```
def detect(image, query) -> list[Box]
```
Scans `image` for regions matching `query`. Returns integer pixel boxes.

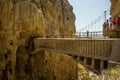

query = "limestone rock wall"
[16,49,78,80]
[110,0,120,17]
[0,0,76,80]
[40,0,76,37]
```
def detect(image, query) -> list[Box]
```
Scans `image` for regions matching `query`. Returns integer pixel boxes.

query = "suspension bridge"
[75,9,110,38]
[23,9,120,76]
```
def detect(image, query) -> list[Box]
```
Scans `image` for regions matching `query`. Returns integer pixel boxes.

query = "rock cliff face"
[40,0,76,37]
[16,50,78,80]
[109,1,120,79]
[0,0,77,80]
[110,0,120,17]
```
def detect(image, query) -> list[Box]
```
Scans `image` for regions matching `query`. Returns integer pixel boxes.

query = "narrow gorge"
[0,0,120,80]
[0,0,79,80]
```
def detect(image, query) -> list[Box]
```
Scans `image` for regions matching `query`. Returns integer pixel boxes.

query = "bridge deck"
[34,38,120,62]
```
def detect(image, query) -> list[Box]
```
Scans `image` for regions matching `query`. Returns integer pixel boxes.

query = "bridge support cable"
[76,9,110,38]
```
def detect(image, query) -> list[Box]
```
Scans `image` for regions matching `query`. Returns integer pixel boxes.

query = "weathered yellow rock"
[110,0,120,17]
[16,49,78,80]
[0,0,77,80]
[40,0,76,37]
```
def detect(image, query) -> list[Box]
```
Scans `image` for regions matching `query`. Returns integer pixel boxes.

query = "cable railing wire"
[77,9,110,33]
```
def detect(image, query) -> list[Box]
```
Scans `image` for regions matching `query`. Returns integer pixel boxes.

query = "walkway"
[33,38,120,74]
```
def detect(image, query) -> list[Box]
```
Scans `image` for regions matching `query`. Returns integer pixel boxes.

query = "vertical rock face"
[0,0,76,80]
[109,1,120,79]
[40,0,76,37]
[110,0,120,17]
[16,50,78,80]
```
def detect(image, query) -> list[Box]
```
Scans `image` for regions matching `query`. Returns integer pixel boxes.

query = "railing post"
[104,11,107,23]
[79,32,81,38]
[91,32,92,38]
[87,31,89,38]
[91,58,95,69]
[100,60,104,70]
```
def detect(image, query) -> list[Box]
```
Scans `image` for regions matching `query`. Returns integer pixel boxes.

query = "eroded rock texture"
[0,0,77,80]
[16,49,78,80]
[40,0,76,37]
[110,0,120,17]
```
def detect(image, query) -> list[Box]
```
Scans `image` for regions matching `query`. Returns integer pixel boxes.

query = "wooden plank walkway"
[34,38,120,61]
[33,38,120,74]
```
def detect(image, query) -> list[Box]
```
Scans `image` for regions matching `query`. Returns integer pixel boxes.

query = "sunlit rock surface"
[40,0,76,37]
[110,0,120,17]
[0,0,79,80]
[16,49,78,80]
[109,0,120,80]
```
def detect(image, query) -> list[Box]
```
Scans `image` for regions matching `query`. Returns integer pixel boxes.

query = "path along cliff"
[0,0,82,80]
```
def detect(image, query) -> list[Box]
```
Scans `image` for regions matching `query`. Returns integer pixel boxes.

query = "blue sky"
[68,0,111,32]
